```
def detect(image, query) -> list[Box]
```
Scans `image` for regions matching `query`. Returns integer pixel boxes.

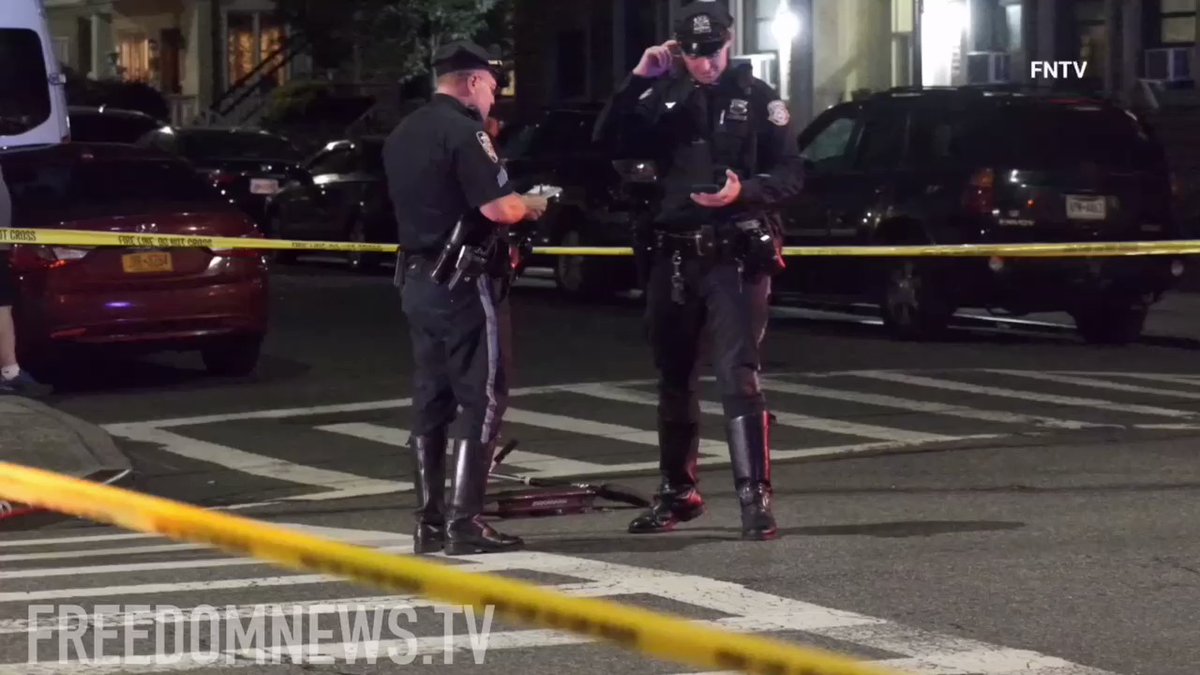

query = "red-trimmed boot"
[727,411,778,541]
[628,420,705,533]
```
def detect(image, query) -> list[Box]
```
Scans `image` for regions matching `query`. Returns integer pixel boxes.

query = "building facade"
[41,0,313,125]
[513,0,1199,126]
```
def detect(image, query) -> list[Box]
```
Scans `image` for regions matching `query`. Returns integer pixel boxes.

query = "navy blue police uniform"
[382,41,523,556]
[593,1,805,540]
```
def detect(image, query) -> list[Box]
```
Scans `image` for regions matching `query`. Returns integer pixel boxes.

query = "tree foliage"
[274,0,512,84]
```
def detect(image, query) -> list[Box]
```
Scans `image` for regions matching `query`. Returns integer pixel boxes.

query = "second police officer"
[593,0,806,541]
[383,41,549,556]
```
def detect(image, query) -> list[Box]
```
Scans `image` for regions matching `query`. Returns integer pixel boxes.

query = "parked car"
[136,125,306,228]
[776,86,1185,344]
[261,137,396,272]
[66,105,164,144]
[0,142,269,376]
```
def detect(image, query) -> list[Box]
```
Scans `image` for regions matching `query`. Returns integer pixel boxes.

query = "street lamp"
[771,1,799,101]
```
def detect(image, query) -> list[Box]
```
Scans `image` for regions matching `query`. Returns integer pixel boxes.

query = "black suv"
[499,104,643,298]
[777,86,1184,344]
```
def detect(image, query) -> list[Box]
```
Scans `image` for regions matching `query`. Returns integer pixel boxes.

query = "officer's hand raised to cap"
[633,40,679,78]
[691,169,741,208]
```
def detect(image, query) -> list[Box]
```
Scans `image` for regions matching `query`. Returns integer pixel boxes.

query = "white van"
[0,0,69,149]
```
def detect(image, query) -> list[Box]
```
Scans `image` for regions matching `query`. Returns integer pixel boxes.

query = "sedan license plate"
[249,178,280,195]
[1065,195,1107,220]
[122,251,173,274]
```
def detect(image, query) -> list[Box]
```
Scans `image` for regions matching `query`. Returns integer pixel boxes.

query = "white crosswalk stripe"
[0,524,1120,674]
[100,368,1200,503]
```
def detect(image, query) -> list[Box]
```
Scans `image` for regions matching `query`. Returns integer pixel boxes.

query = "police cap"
[432,40,509,88]
[673,0,734,57]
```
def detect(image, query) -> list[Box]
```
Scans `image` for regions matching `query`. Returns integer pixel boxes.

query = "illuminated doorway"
[919,0,969,85]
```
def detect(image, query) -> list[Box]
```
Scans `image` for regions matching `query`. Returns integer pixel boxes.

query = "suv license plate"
[250,178,279,195]
[1065,195,1107,220]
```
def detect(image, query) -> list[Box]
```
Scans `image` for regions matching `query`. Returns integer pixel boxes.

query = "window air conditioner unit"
[1143,47,1192,82]
[966,51,1011,83]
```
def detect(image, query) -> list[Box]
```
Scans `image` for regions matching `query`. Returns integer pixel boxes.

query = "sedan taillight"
[9,246,89,272]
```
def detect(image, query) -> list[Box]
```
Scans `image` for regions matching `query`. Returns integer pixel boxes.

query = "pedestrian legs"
[442,274,522,555]
[703,264,777,540]
[400,268,457,554]
[629,256,708,533]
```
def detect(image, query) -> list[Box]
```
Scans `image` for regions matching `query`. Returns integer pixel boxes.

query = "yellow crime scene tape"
[3,227,1200,258]
[0,461,903,675]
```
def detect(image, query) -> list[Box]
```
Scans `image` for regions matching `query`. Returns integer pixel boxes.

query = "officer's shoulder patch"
[475,130,499,163]
[767,100,790,127]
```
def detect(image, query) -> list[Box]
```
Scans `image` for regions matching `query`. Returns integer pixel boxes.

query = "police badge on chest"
[726,98,750,123]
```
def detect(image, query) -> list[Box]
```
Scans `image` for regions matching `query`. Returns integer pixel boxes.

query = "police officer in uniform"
[383,41,549,555]
[593,1,805,540]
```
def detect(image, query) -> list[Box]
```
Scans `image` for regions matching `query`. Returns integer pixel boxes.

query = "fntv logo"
[1030,61,1088,79]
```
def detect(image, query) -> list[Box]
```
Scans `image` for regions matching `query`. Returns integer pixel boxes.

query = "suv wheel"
[201,336,263,377]
[1071,294,1148,345]
[880,260,955,340]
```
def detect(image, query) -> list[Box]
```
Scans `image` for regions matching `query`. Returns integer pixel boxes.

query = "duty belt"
[653,230,714,258]
[649,226,734,304]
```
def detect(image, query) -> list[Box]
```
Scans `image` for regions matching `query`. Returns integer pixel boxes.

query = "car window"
[0,29,51,136]
[907,106,973,168]
[177,130,301,162]
[963,103,1163,169]
[4,156,222,218]
[798,112,860,172]
[307,149,354,175]
[855,107,909,170]
[68,114,162,143]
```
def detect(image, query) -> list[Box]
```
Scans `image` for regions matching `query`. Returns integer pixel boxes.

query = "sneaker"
[0,370,53,398]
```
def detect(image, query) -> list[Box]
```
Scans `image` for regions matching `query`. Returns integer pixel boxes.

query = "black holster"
[430,219,504,291]
[733,214,786,280]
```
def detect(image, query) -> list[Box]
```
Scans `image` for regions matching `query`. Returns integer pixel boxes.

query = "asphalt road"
[3,258,1200,675]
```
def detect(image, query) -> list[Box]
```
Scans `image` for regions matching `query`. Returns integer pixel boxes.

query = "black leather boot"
[409,432,447,554]
[727,412,778,541]
[445,438,524,555]
[628,420,706,533]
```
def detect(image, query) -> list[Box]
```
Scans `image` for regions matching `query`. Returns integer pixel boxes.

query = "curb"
[0,396,133,527]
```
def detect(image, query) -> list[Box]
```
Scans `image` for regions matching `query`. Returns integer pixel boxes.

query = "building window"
[227,13,255,85]
[258,14,288,86]
[227,11,289,90]
[742,0,780,53]
[1001,1,1023,53]
[1073,0,1108,83]
[738,0,781,87]
[117,34,151,83]
[1160,0,1197,44]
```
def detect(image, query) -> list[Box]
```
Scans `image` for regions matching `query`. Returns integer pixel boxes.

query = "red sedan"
[0,143,269,376]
